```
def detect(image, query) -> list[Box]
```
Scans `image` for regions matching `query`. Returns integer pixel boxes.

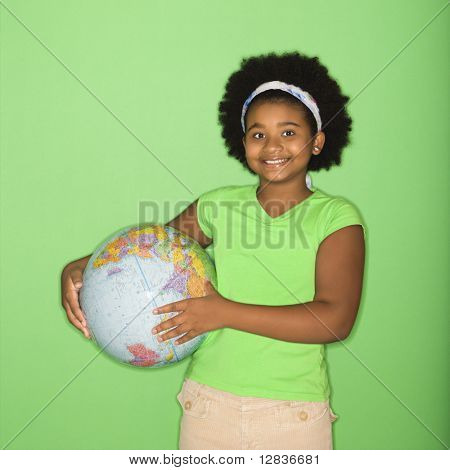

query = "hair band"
[241,80,322,133]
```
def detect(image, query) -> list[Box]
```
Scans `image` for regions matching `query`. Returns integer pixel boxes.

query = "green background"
[1,0,448,450]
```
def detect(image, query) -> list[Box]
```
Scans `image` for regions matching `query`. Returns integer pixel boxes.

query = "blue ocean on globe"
[79,223,216,368]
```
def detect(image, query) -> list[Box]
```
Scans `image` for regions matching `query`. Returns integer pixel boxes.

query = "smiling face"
[242,100,324,187]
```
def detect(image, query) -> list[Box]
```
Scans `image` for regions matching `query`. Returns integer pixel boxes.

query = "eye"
[252,130,295,139]
[252,132,264,139]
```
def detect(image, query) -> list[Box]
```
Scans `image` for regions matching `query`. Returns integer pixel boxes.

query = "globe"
[79,223,216,368]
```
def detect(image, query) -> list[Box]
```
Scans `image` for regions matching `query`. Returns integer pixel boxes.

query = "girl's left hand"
[152,280,230,345]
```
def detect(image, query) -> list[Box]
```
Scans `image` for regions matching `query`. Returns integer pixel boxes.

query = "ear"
[313,131,326,154]
[242,135,246,150]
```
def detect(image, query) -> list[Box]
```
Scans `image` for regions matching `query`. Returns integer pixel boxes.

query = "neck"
[256,176,313,217]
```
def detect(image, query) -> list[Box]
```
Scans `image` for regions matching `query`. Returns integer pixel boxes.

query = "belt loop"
[186,378,202,397]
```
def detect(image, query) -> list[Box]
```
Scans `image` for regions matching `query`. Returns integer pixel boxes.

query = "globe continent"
[79,224,216,368]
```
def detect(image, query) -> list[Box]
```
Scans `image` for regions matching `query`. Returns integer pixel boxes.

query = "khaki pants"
[177,378,338,450]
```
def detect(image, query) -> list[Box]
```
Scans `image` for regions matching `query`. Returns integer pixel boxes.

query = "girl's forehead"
[247,100,307,122]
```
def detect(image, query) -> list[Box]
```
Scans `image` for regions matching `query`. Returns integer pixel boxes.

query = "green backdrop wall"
[1,0,448,450]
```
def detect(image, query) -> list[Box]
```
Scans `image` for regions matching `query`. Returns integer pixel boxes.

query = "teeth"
[264,158,289,165]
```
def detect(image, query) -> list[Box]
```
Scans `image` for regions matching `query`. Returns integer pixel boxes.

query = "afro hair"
[218,51,352,174]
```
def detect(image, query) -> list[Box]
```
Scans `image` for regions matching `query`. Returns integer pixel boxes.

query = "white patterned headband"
[240,80,322,133]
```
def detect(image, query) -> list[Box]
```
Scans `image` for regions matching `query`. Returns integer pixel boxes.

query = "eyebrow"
[246,121,302,132]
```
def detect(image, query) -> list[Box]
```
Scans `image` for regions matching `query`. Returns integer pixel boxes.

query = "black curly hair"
[218,51,352,174]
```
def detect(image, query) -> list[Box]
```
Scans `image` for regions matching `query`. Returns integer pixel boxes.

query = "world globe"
[79,223,216,368]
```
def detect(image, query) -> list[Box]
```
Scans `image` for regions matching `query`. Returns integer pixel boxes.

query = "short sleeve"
[196,187,221,239]
[321,198,366,242]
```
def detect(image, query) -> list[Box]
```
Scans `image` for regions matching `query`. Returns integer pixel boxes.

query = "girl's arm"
[221,224,365,343]
[166,200,212,248]
[154,224,365,345]
[62,201,211,339]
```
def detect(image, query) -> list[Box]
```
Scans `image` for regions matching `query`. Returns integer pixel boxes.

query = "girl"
[61,51,366,450]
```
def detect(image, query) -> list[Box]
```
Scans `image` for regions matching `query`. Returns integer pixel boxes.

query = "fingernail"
[75,282,82,288]
[157,336,163,342]
[152,328,157,334]
[153,308,158,313]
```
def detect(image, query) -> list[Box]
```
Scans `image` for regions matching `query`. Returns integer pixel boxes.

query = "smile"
[262,157,291,167]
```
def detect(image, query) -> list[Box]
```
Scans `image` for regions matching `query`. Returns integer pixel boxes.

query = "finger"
[66,267,86,325]
[66,287,87,327]
[152,312,184,335]
[67,311,90,339]
[70,267,84,289]
[153,300,187,314]
[174,331,197,345]
[63,301,91,339]
[157,324,188,343]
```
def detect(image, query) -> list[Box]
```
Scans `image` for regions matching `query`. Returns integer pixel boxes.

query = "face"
[242,101,324,187]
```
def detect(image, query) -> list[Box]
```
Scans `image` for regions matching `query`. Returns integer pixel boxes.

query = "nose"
[263,134,283,153]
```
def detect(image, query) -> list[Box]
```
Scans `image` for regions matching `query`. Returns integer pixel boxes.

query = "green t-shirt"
[184,183,366,401]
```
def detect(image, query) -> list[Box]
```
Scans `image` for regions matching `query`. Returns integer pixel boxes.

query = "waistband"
[183,378,329,411]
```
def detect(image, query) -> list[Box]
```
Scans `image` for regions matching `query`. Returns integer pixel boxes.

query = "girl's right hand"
[61,260,91,339]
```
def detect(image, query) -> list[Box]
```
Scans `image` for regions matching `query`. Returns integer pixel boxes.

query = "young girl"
[61,51,366,450]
